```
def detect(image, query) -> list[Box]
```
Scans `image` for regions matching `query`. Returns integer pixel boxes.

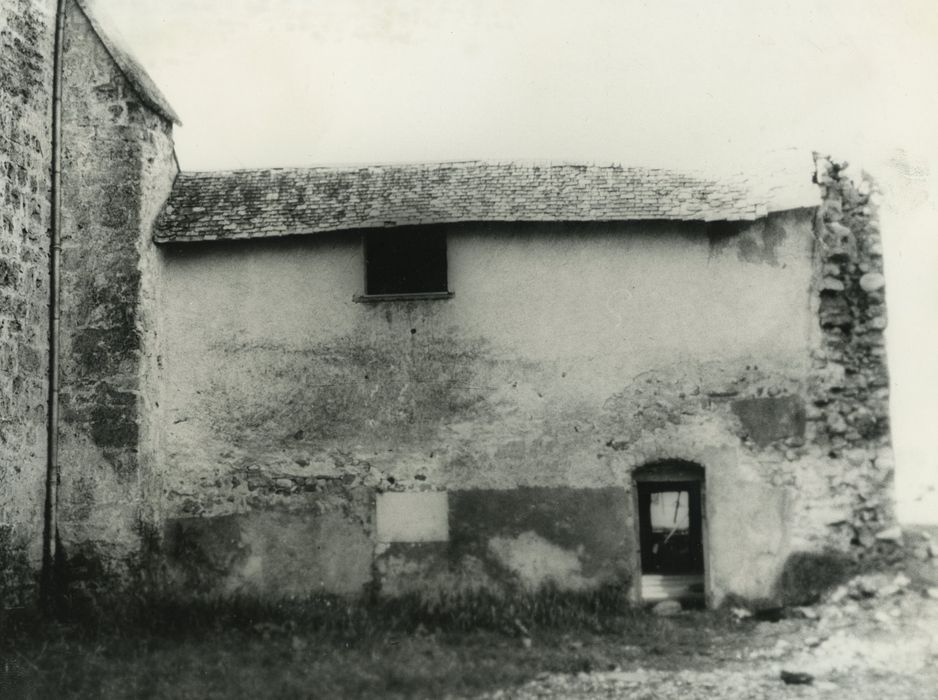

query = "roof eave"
[153,209,815,245]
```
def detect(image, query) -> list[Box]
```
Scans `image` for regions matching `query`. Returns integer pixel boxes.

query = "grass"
[1,588,743,699]
[7,532,936,698]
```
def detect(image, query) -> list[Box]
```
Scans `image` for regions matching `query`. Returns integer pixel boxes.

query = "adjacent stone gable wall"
[0,0,54,610]
[55,0,177,604]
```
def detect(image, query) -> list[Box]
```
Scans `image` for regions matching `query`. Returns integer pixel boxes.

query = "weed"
[777,549,856,606]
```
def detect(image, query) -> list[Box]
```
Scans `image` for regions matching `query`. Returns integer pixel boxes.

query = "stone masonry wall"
[0,4,893,613]
[807,156,894,553]
[152,158,896,606]
[55,0,177,604]
[0,0,53,611]
[156,209,823,605]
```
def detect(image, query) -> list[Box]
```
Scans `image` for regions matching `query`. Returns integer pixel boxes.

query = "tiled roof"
[153,159,818,243]
[77,0,182,125]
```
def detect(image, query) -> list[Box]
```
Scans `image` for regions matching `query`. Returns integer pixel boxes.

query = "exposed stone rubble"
[807,156,894,555]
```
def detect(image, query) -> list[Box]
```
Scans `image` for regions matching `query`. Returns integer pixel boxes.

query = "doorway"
[634,466,706,604]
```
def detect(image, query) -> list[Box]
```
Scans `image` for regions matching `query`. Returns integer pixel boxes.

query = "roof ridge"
[174,160,729,178]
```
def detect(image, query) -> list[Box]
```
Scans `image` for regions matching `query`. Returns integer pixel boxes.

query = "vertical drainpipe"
[41,0,67,612]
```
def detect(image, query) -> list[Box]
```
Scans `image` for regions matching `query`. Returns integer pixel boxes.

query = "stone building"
[0,0,55,609]
[149,159,892,607]
[1,0,178,609]
[1,0,894,612]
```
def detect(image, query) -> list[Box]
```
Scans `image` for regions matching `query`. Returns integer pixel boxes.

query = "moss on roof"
[153,159,818,243]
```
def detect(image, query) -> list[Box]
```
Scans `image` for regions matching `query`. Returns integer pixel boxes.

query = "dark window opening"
[705,219,747,246]
[637,481,703,576]
[364,227,448,296]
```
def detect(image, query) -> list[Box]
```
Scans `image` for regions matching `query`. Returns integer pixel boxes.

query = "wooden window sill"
[353,291,454,303]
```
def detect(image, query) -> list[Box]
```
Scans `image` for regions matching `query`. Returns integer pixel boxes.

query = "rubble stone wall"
[54,0,177,603]
[0,0,54,610]
[801,157,894,553]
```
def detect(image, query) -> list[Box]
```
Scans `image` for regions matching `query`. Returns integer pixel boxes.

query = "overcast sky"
[90,0,938,522]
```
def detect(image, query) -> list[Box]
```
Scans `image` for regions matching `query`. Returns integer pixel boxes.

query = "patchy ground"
[3,530,937,699]
[481,577,938,699]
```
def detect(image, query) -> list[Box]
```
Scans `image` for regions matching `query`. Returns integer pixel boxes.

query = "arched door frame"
[631,460,709,606]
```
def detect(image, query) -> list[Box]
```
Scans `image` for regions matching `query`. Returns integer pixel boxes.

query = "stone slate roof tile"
[154,159,818,243]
